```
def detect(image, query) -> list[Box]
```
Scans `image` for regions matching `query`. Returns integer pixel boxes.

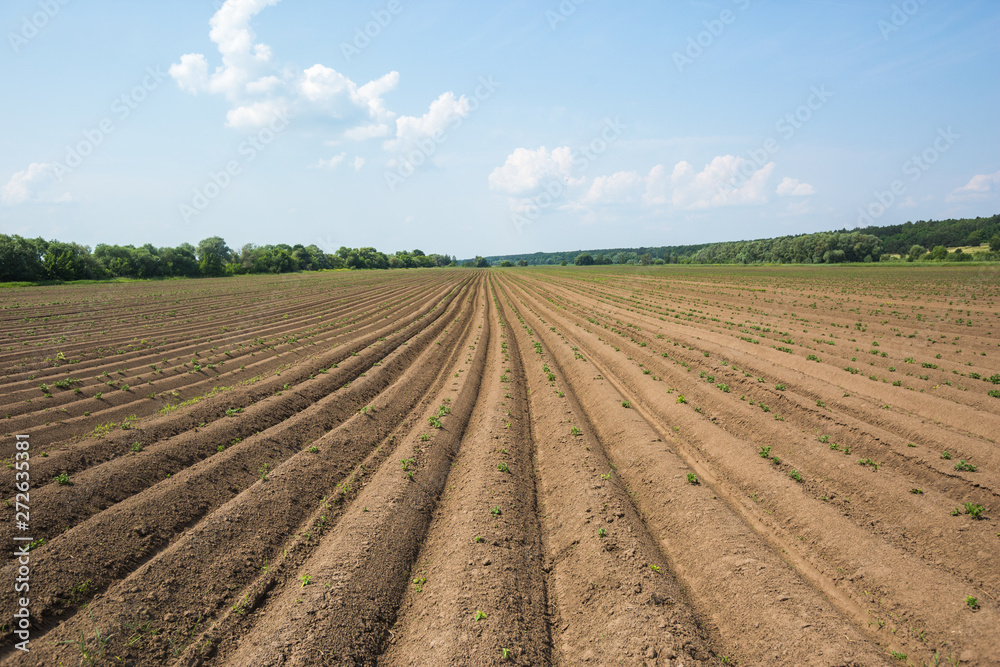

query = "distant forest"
[0,235,456,282]
[470,214,1000,266]
[3,213,999,282]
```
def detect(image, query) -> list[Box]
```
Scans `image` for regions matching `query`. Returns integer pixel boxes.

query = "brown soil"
[3,265,998,666]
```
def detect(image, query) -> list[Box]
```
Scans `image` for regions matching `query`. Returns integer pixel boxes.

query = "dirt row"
[3,265,997,666]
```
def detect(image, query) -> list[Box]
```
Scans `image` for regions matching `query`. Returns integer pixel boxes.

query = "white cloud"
[343,123,390,142]
[488,146,578,196]
[352,156,365,171]
[310,152,346,169]
[669,156,774,210]
[776,176,815,197]
[225,98,290,129]
[580,170,644,206]
[1,163,71,205]
[949,169,1000,200]
[488,148,789,223]
[383,92,471,154]
[170,0,400,133]
[643,164,670,207]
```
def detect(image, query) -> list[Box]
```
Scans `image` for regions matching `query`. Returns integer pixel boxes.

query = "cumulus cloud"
[352,156,365,171]
[1,163,71,205]
[949,169,1000,200]
[383,92,471,154]
[171,0,475,171]
[776,176,815,197]
[580,170,645,205]
[488,146,580,196]
[489,148,787,220]
[343,124,390,142]
[669,156,774,209]
[170,0,400,133]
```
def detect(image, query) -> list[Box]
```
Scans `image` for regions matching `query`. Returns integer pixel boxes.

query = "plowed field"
[2,265,998,666]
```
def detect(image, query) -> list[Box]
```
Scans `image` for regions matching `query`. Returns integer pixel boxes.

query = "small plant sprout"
[686,473,699,485]
[789,469,803,482]
[759,446,771,458]
[501,647,513,662]
[497,462,509,473]
[474,610,487,621]
[54,472,72,486]
[650,564,661,573]
[597,528,607,537]
[307,446,319,453]
[300,574,312,587]
[490,506,501,516]
[412,577,426,592]
[941,450,952,460]
[474,535,484,543]
[954,460,977,472]
[963,502,985,519]
[966,595,979,610]
[677,394,687,404]
[570,426,581,436]
[259,464,269,481]
[621,400,631,408]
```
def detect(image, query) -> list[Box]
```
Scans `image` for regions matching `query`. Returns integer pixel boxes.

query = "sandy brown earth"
[1,265,997,666]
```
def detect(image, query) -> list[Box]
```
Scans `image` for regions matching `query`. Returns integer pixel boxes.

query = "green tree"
[990,235,1000,252]
[908,245,926,260]
[197,237,232,277]
[929,245,948,260]
[574,253,594,266]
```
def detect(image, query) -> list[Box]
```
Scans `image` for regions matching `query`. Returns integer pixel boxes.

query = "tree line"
[474,213,1000,266]
[0,235,457,282]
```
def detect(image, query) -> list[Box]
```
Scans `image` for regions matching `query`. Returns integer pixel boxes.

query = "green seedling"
[963,502,985,519]
[686,473,698,484]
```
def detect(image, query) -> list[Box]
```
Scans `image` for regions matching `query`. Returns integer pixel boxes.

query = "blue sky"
[1,0,998,258]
